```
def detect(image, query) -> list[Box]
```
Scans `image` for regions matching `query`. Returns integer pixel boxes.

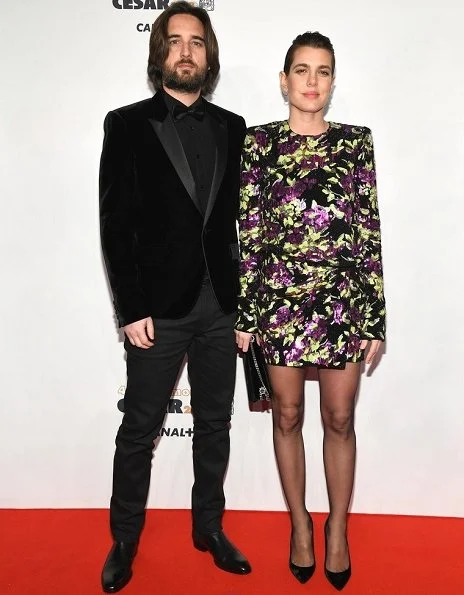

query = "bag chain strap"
[250,336,270,400]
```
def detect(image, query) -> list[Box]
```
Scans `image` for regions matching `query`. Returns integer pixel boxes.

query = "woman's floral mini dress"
[236,121,386,368]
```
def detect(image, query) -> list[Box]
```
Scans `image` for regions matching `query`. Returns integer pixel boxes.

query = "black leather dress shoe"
[193,530,251,575]
[101,541,137,593]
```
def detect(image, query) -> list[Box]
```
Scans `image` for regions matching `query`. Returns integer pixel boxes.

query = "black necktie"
[172,102,205,122]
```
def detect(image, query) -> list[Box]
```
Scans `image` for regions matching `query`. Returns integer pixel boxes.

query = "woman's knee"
[322,408,354,437]
[273,400,304,435]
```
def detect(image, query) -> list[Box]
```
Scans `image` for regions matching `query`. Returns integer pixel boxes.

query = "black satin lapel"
[204,116,228,224]
[148,116,201,213]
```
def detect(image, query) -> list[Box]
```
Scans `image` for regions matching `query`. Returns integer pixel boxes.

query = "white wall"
[1,0,463,516]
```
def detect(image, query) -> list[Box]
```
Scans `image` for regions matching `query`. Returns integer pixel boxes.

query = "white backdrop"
[1,0,463,516]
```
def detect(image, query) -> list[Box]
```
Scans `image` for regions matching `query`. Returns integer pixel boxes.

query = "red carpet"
[1,510,463,594]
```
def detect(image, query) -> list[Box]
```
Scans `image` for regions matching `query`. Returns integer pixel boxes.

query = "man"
[99,2,250,592]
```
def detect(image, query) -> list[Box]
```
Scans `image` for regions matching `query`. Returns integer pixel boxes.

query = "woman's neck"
[288,108,328,136]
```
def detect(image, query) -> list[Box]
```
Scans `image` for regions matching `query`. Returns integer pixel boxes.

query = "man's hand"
[124,317,155,349]
[235,330,256,353]
[360,339,382,364]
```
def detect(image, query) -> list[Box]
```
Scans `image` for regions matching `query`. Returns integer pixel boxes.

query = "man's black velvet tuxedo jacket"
[99,92,246,327]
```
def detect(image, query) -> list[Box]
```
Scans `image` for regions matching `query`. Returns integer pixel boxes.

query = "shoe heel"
[193,539,208,552]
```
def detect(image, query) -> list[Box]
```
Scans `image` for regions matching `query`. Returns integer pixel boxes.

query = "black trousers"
[110,283,237,542]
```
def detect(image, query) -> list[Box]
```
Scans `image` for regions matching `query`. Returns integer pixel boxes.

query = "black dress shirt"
[163,91,216,217]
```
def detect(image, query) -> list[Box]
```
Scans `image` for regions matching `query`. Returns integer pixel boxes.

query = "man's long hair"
[147,1,220,96]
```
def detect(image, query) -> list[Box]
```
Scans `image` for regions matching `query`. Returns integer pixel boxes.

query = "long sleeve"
[235,131,266,333]
[353,128,386,340]
[99,111,149,327]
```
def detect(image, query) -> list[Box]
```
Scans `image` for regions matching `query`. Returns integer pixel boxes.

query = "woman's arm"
[235,130,266,336]
[353,127,386,342]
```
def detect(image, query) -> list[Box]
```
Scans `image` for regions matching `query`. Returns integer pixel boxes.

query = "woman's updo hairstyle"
[283,31,335,75]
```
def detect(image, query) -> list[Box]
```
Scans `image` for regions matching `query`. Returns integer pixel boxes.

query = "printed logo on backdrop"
[110,0,215,33]
[112,0,214,8]
[117,385,193,437]
[117,383,233,437]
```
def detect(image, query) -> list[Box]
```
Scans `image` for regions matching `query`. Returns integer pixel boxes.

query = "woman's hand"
[235,330,256,352]
[361,339,382,364]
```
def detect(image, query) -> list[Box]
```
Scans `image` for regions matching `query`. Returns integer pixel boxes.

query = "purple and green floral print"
[235,120,386,369]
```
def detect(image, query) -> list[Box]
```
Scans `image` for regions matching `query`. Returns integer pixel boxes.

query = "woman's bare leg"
[318,362,361,571]
[268,366,314,566]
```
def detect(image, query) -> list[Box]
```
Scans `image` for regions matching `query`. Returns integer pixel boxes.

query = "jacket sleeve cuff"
[113,293,150,328]
[235,307,258,334]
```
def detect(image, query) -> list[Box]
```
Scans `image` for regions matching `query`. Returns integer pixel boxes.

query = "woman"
[235,32,385,589]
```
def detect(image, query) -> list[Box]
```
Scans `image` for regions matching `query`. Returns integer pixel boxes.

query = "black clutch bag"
[243,336,272,403]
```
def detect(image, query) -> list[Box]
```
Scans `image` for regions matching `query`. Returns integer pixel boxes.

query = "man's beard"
[162,60,208,93]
